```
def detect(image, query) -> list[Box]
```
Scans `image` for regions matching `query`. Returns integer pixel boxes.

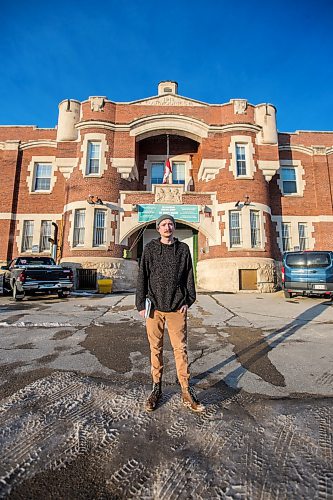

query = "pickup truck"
[1,256,73,301]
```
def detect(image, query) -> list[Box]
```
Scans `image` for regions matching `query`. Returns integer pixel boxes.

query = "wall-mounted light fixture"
[234,196,251,208]
[87,194,104,205]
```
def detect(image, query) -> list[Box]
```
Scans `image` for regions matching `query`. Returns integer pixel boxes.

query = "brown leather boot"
[182,387,205,412]
[145,382,162,412]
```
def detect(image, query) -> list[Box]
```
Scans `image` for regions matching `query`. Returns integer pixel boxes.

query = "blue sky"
[1,0,333,132]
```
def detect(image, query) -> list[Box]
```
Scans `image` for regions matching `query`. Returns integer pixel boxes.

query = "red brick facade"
[0,82,332,291]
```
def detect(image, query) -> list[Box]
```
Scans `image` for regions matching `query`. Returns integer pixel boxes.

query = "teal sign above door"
[138,204,199,223]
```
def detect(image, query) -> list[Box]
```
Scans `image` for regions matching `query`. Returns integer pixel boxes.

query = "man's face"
[157,219,175,237]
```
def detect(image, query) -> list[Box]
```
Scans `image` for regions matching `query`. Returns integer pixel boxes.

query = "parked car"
[282,251,333,299]
[1,256,73,301]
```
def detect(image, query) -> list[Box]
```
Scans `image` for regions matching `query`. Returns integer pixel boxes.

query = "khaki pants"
[146,309,190,389]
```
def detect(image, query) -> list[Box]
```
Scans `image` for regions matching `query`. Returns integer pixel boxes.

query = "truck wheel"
[284,291,292,299]
[57,290,69,298]
[13,283,25,301]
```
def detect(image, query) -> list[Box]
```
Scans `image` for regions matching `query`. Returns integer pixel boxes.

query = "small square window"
[34,163,52,191]
[281,167,297,194]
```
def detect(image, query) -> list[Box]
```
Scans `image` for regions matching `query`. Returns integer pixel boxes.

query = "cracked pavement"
[0,291,332,499]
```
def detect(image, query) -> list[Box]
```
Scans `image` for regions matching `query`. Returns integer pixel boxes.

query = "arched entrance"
[127,222,199,279]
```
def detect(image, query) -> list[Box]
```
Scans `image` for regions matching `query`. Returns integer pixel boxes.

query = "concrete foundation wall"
[197,257,277,293]
[60,257,138,292]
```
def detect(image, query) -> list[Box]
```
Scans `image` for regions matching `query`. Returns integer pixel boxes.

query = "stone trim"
[278,144,313,156]
[66,201,115,250]
[111,158,138,180]
[79,133,109,178]
[221,202,268,251]
[26,156,57,194]
[15,213,61,254]
[76,119,261,138]
[277,160,306,197]
[272,215,316,252]
[20,140,57,150]
[129,114,209,142]
[198,159,226,182]
[257,160,280,181]
[228,136,256,179]
[56,157,79,180]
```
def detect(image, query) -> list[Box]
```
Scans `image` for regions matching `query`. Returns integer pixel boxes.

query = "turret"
[255,104,278,144]
[56,99,81,141]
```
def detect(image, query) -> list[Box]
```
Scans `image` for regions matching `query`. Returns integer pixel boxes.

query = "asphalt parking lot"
[0,291,332,499]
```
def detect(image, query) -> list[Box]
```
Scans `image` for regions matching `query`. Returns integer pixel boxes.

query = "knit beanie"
[156,214,176,229]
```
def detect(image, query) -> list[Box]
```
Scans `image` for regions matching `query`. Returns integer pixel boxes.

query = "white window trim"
[16,214,61,254]
[274,217,315,253]
[68,202,111,250]
[229,211,242,247]
[143,154,192,191]
[222,202,267,251]
[277,160,306,197]
[26,156,57,194]
[79,133,109,178]
[86,141,102,175]
[228,136,256,179]
[93,209,107,247]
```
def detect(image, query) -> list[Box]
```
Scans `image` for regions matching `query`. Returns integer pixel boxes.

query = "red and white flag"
[162,159,172,184]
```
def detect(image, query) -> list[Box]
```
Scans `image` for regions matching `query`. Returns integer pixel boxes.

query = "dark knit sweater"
[135,238,196,312]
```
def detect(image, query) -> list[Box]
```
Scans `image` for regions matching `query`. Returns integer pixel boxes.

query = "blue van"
[282,251,333,299]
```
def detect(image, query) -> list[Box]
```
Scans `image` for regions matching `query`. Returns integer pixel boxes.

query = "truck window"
[307,253,330,268]
[285,254,307,268]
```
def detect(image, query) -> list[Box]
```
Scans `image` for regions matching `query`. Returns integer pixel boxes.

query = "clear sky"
[1,0,332,133]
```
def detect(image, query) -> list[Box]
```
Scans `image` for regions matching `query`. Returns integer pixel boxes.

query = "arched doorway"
[129,222,198,279]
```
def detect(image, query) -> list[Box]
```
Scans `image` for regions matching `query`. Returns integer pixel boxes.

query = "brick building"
[1,81,332,292]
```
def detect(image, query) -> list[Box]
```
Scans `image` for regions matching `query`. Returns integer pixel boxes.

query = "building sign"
[138,204,199,223]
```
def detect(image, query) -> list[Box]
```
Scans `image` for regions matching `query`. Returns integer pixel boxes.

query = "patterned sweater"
[135,238,196,313]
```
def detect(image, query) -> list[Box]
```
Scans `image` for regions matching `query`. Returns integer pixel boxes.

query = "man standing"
[136,214,204,413]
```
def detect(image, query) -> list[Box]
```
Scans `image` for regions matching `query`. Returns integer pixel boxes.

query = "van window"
[285,254,307,268]
[307,253,330,268]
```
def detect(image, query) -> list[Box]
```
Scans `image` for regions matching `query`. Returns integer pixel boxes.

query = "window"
[22,221,34,252]
[172,162,185,185]
[229,211,242,246]
[307,252,330,268]
[250,211,261,248]
[34,163,52,191]
[281,167,297,194]
[298,223,308,250]
[40,220,52,252]
[151,163,164,184]
[87,142,101,174]
[282,223,292,251]
[93,210,106,246]
[73,209,85,247]
[236,144,247,176]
